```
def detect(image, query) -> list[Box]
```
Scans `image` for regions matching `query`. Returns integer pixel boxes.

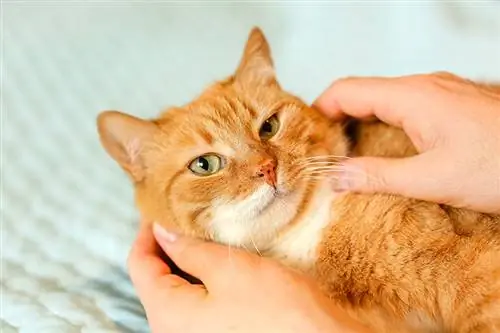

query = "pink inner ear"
[125,138,142,164]
[97,110,160,182]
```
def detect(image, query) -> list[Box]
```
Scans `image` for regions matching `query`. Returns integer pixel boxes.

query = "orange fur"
[97,28,500,332]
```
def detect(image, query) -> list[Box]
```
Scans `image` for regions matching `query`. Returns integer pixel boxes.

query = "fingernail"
[153,223,178,243]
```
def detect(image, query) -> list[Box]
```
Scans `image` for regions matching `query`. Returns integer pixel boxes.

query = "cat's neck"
[265,183,338,271]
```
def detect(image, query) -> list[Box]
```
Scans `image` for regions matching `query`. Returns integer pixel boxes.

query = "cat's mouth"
[254,197,275,215]
[245,184,288,218]
[254,186,280,214]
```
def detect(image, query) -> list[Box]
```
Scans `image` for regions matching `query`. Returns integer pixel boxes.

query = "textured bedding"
[2,1,500,332]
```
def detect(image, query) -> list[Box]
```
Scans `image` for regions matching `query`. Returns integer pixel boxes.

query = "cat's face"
[98,28,347,250]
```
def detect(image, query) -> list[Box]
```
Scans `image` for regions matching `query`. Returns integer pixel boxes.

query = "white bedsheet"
[2,1,500,331]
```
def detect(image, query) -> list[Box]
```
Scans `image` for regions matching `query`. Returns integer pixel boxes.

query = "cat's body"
[260,120,500,332]
[97,28,500,332]
[317,122,500,332]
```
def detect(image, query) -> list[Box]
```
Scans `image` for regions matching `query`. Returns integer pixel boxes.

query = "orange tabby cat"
[97,28,500,332]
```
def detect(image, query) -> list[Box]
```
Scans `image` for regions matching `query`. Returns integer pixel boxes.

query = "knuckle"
[362,161,389,193]
[403,73,440,88]
[426,72,467,89]
[331,76,360,91]
[401,74,453,99]
[431,71,458,80]
[368,171,389,193]
[395,72,468,94]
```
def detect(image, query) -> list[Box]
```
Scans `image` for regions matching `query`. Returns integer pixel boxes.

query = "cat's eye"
[188,154,223,176]
[259,114,280,140]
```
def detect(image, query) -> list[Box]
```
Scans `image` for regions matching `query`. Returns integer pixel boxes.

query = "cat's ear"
[235,27,278,86]
[97,111,159,182]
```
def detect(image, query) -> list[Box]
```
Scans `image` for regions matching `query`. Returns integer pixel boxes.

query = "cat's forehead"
[151,108,241,162]
[153,83,304,158]
[159,91,277,141]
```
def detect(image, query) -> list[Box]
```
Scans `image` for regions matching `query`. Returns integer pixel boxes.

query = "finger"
[153,223,259,291]
[335,153,453,203]
[128,223,190,301]
[311,93,346,121]
[314,77,412,127]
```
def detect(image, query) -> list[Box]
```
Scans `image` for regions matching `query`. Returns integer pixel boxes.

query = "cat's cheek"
[276,171,300,194]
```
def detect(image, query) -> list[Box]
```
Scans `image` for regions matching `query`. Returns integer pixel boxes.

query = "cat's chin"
[209,183,302,248]
[248,184,289,216]
[254,184,294,214]
[254,188,278,214]
[273,184,291,198]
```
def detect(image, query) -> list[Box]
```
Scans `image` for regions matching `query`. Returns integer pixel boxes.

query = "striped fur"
[98,28,500,333]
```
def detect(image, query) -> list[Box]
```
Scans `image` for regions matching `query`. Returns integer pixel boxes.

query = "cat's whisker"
[300,175,340,180]
[292,159,342,167]
[295,173,338,182]
[298,164,388,187]
[241,244,253,255]
[250,236,263,257]
[321,166,386,187]
[297,173,339,180]
[296,161,344,166]
[301,154,350,159]
[297,163,345,170]
[299,166,345,172]
[297,173,340,180]
[297,159,386,187]
[297,169,345,179]
[296,168,344,178]
[294,161,342,168]
[300,176,339,181]
[294,164,343,172]
[301,169,388,188]
[298,155,351,162]
[294,157,348,169]
[297,158,344,164]
[301,178,336,184]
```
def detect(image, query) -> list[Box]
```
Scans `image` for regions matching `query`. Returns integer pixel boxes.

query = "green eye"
[188,154,223,176]
[259,114,280,140]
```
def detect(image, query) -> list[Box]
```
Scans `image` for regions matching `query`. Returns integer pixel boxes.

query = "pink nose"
[257,159,277,187]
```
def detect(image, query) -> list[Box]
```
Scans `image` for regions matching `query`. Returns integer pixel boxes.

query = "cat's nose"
[256,159,277,187]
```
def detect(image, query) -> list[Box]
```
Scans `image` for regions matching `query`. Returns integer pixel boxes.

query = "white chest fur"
[267,185,336,271]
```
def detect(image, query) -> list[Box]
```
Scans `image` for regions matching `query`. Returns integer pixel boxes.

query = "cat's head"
[97,28,348,250]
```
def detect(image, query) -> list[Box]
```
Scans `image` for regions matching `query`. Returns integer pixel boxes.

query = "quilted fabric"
[2,1,499,332]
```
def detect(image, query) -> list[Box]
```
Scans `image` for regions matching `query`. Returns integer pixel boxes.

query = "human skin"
[128,72,500,333]
[314,72,500,214]
[127,222,372,333]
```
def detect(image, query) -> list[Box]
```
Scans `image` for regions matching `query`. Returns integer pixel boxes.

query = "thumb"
[337,154,445,202]
[152,224,256,291]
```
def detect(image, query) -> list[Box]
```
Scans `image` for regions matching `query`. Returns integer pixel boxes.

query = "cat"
[97,28,500,332]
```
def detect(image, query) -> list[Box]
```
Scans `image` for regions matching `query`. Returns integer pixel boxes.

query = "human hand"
[127,223,371,333]
[314,72,500,214]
